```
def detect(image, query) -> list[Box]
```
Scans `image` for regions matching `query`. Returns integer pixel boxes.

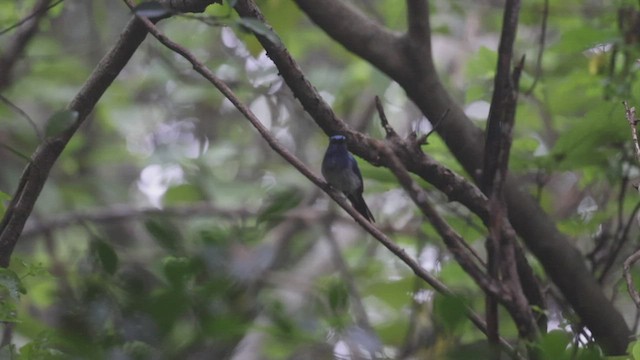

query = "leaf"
[145,218,182,252]
[433,293,467,334]
[257,188,303,223]
[549,104,627,169]
[44,110,78,138]
[267,301,294,335]
[633,341,640,360]
[132,1,173,19]
[327,279,349,314]
[237,17,282,47]
[92,239,119,275]
[0,191,10,219]
[0,268,26,301]
[537,330,572,360]
[163,184,204,205]
[162,256,196,288]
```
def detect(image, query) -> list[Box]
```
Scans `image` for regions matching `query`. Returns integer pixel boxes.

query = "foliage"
[1,0,640,359]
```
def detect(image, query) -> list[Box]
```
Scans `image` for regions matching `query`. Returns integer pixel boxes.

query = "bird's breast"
[322,159,362,194]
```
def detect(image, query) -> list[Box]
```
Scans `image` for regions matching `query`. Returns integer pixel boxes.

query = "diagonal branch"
[0,16,152,268]
[292,0,630,354]
[0,0,60,89]
[127,6,521,356]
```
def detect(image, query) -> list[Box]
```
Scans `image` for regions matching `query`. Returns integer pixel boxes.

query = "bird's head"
[329,135,347,144]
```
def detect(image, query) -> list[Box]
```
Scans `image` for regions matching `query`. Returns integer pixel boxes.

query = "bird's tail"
[347,193,375,223]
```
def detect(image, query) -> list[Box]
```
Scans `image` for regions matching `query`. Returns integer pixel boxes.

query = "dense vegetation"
[1,0,640,359]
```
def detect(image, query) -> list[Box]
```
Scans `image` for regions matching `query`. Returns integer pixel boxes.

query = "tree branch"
[21,203,253,239]
[480,0,537,346]
[0,16,153,268]
[406,0,430,42]
[293,0,630,353]
[0,0,60,89]
[129,5,520,355]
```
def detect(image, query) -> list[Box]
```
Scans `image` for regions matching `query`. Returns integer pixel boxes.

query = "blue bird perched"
[322,135,375,222]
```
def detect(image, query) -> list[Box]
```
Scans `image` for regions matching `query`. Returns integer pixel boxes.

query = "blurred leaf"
[548,105,626,169]
[465,46,498,80]
[92,239,118,276]
[445,340,497,360]
[132,1,172,19]
[257,188,303,223]
[18,332,66,359]
[364,277,413,309]
[375,319,407,345]
[237,17,282,48]
[203,312,249,339]
[44,110,78,138]
[199,226,230,246]
[0,190,10,218]
[633,341,640,360]
[433,293,467,334]
[17,258,49,278]
[162,256,198,288]
[554,27,617,53]
[572,345,603,360]
[0,268,26,300]
[163,183,204,205]
[537,330,572,360]
[327,279,349,314]
[145,218,182,252]
[121,341,154,359]
[268,301,294,335]
[147,289,189,331]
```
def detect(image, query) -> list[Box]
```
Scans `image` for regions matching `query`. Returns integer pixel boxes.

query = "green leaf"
[327,279,349,314]
[554,27,617,54]
[92,239,118,275]
[267,301,294,335]
[257,188,303,223]
[44,110,78,138]
[237,17,282,48]
[162,256,197,287]
[465,46,498,80]
[632,340,640,360]
[433,293,467,334]
[538,330,572,360]
[132,1,173,19]
[145,218,182,252]
[163,183,204,205]
[549,104,627,169]
[0,191,10,219]
[0,268,26,300]
[363,277,413,309]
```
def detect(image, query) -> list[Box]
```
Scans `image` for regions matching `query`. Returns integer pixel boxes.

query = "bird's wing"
[348,153,364,193]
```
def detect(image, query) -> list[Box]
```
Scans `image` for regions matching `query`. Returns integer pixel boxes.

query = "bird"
[322,134,375,222]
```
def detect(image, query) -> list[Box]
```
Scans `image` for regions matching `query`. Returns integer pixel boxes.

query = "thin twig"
[0,0,64,36]
[622,100,640,310]
[0,94,43,141]
[324,223,372,331]
[375,96,396,137]
[417,108,449,145]
[624,251,640,308]
[128,4,521,356]
[623,101,640,163]
[525,0,549,95]
[21,202,253,238]
[0,0,59,89]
